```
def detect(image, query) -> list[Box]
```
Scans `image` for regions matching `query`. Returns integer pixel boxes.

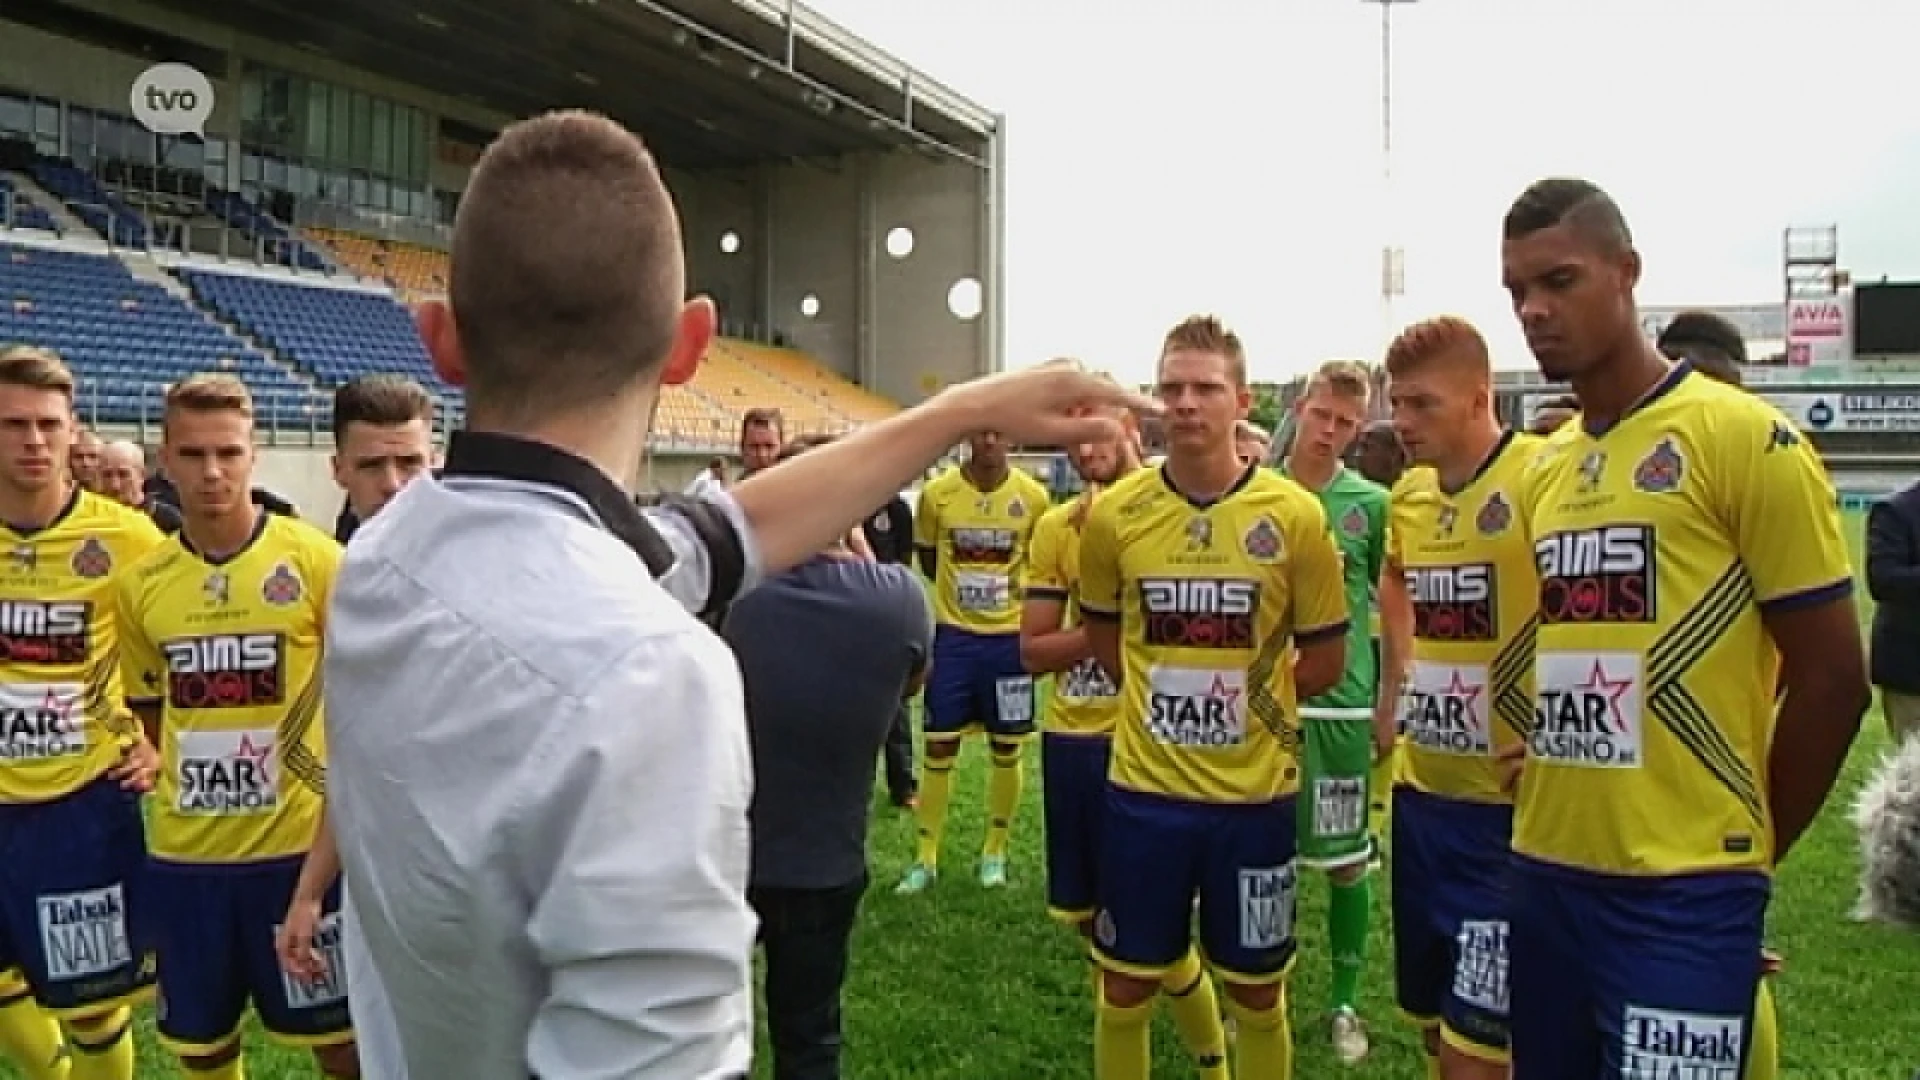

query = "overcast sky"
[805,0,1920,384]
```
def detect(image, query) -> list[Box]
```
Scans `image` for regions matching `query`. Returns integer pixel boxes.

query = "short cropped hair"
[1657,311,1747,386]
[166,372,253,419]
[1306,359,1373,405]
[332,374,434,443]
[1503,177,1633,254]
[450,110,686,418]
[1162,315,1247,387]
[1385,316,1491,379]
[741,407,784,441]
[0,345,76,397]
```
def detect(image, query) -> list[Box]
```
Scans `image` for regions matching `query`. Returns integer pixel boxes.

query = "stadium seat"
[174,268,459,427]
[0,242,326,427]
[0,179,59,235]
[29,160,150,249]
[305,228,447,300]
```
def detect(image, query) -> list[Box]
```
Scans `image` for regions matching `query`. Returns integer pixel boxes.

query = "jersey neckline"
[1580,360,1691,439]
[1157,460,1257,510]
[1439,428,1520,498]
[178,507,270,568]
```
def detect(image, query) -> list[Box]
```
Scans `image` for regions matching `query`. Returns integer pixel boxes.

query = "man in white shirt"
[684,456,729,500]
[323,109,1151,1080]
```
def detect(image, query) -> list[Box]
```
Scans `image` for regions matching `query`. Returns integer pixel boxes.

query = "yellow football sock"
[1160,949,1228,1080]
[913,754,956,868]
[1227,988,1293,1080]
[981,740,1024,860]
[65,1009,132,1080]
[1094,993,1152,1080]
[182,1055,246,1080]
[0,991,69,1080]
[1426,1049,1444,1080]
[1747,977,1778,1080]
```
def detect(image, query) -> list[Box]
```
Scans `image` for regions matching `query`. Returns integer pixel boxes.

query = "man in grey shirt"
[724,434,933,1080]
[323,109,1152,1080]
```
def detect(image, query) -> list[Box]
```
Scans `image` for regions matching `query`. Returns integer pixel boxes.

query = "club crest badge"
[1476,492,1512,536]
[70,536,112,579]
[262,563,302,606]
[1633,437,1685,494]
[1243,516,1283,562]
[1339,505,1368,539]
[1007,498,1026,519]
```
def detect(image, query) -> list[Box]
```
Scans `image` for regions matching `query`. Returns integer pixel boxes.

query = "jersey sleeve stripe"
[1080,605,1120,622]
[1756,577,1852,615]
[1294,620,1349,646]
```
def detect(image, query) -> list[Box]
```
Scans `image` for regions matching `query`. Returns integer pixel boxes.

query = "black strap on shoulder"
[635,493,747,626]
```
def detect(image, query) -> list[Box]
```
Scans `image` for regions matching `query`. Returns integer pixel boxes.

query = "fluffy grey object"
[1853,734,1920,930]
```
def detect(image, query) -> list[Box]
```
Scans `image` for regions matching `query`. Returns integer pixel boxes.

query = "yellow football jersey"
[1078,464,1349,804]
[1026,496,1121,737]
[1389,431,1543,805]
[1515,369,1852,877]
[914,465,1050,634]
[117,513,341,866]
[0,491,166,804]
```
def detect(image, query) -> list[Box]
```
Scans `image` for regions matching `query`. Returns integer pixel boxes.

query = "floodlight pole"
[1362,0,1416,358]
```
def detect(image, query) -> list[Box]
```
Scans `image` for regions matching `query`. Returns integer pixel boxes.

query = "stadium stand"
[306,227,446,299]
[208,188,328,271]
[726,338,901,424]
[176,267,447,393]
[0,176,58,234]
[30,159,148,248]
[0,241,322,425]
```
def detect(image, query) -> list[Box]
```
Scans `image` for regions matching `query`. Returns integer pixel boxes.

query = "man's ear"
[661,297,717,388]
[417,301,467,388]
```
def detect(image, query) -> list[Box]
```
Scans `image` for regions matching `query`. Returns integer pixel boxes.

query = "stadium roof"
[135,0,999,170]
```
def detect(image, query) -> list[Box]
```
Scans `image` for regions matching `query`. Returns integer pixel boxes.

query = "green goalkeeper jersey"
[1281,463,1388,712]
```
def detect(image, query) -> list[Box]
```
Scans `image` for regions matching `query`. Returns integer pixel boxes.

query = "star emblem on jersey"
[1633,437,1685,493]
[1206,673,1242,709]
[69,536,112,579]
[1575,660,1636,734]
[1339,505,1368,539]
[202,572,230,608]
[1442,669,1484,714]
[1475,492,1512,536]
[1577,450,1607,493]
[1186,516,1213,551]
[1242,516,1282,562]
[262,563,303,606]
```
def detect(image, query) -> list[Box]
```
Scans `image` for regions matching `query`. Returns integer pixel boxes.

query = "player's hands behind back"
[109,737,159,794]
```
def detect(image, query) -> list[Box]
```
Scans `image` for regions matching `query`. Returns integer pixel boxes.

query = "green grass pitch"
[7,509,1917,1078]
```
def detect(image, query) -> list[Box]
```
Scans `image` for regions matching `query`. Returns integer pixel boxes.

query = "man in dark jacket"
[1868,479,1920,744]
[862,491,919,807]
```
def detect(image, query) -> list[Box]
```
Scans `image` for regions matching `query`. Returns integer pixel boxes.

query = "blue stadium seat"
[0,181,59,235]
[176,269,455,408]
[29,162,149,248]
[0,242,324,427]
